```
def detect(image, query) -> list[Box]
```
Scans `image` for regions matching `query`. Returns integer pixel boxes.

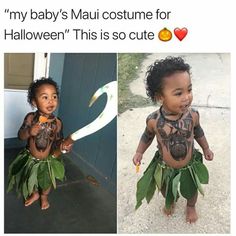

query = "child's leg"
[161,185,175,216]
[25,191,40,206]
[186,192,198,223]
[40,187,51,210]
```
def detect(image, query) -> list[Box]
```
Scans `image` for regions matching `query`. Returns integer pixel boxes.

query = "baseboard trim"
[4,138,26,149]
[64,150,116,196]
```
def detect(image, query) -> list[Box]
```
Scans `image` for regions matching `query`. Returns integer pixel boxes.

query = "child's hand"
[133,152,143,166]
[203,147,214,161]
[60,141,73,153]
[29,123,41,136]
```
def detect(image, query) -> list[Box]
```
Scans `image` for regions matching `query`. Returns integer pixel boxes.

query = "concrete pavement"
[117,53,230,233]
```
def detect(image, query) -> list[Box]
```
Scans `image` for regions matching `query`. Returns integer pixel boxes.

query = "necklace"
[160,106,183,122]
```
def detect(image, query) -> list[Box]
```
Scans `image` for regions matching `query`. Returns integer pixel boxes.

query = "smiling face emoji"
[158,28,172,42]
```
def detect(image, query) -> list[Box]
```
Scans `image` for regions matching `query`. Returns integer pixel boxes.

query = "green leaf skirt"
[7,148,65,200]
[136,149,209,210]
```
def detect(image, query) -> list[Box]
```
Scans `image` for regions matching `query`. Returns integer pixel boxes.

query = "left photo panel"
[4,53,117,233]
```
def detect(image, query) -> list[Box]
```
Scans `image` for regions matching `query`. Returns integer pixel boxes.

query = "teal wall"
[58,53,117,194]
[49,53,65,116]
[49,53,65,88]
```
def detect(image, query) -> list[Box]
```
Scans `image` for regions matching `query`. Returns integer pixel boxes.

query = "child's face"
[32,84,58,116]
[158,71,193,114]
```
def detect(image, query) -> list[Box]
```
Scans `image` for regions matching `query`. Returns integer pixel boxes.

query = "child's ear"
[156,94,164,104]
[31,99,37,108]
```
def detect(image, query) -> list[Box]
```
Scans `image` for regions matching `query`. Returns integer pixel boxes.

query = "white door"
[4,53,50,138]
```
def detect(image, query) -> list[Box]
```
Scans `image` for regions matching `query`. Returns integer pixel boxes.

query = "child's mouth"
[181,104,189,110]
[47,106,54,112]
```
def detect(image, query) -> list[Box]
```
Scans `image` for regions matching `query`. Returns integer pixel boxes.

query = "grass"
[118,53,150,114]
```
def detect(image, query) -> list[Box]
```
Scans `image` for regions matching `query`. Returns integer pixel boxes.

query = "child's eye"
[174,92,182,96]
[188,88,192,92]
[53,95,58,99]
[42,96,48,100]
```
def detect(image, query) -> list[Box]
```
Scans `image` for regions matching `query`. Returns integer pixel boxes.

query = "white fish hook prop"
[54,81,117,156]
[71,80,117,140]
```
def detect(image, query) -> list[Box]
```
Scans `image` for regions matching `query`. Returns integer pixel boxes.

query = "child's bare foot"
[25,192,39,207]
[163,204,175,216]
[186,205,198,223]
[40,194,50,210]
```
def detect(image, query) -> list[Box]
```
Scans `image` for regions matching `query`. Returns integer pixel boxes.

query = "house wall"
[58,53,117,194]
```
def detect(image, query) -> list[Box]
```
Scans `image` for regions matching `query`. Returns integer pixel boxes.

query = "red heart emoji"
[174,28,188,41]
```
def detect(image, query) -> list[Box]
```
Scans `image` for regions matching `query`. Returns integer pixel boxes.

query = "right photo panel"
[117,53,230,234]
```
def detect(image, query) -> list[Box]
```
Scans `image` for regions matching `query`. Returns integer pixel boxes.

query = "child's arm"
[195,136,213,160]
[53,118,73,157]
[133,119,155,165]
[18,113,41,140]
[194,111,214,161]
[59,121,73,153]
[54,118,64,149]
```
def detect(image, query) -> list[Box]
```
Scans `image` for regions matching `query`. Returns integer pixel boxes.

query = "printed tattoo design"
[35,121,57,151]
[141,127,155,144]
[160,108,179,117]
[20,112,62,152]
[193,110,204,139]
[18,113,33,131]
[53,124,64,150]
[157,109,193,161]
[141,112,158,144]
[194,124,204,139]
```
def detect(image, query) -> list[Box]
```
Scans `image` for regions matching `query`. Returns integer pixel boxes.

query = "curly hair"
[145,56,191,103]
[27,77,59,105]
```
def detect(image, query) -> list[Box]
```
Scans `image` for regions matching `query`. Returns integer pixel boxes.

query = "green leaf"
[192,168,205,196]
[165,176,174,210]
[47,160,56,189]
[15,169,24,194]
[11,155,28,175]
[154,164,162,190]
[180,168,197,199]
[193,162,209,184]
[143,155,157,174]
[188,166,197,188]
[22,182,29,200]
[146,178,156,203]
[7,176,15,193]
[194,150,203,162]
[27,163,40,195]
[135,200,142,210]
[38,162,51,190]
[51,159,65,181]
[16,159,32,195]
[172,172,181,202]
[162,168,173,187]
[135,160,156,209]
[8,150,28,172]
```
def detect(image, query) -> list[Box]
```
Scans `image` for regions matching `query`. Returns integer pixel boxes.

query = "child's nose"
[183,94,191,102]
[48,98,54,103]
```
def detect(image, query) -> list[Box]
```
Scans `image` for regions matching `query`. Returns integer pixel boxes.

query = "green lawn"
[118,53,150,114]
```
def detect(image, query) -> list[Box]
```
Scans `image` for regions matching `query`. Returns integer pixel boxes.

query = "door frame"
[4,53,50,138]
